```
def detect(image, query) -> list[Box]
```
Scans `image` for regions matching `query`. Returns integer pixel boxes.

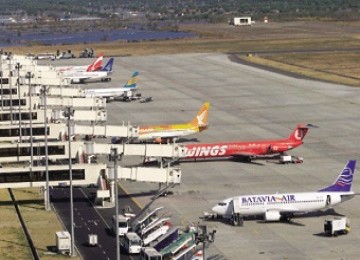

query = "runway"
[53,53,360,259]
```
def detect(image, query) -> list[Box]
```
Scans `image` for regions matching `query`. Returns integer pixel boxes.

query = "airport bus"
[0,163,107,188]
[124,232,142,254]
[140,247,162,260]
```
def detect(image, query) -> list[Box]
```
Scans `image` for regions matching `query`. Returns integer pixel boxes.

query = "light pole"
[63,107,75,257]
[40,85,51,211]
[26,72,34,167]
[0,71,3,111]
[110,148,122,260]
[15,62,22,142]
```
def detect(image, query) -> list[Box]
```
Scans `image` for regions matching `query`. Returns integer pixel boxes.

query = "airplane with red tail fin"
[183,124,315,162]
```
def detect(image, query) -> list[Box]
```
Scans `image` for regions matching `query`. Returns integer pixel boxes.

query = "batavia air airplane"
[210,160,357,225]
[137,102,210,143]
[183,124,312,162]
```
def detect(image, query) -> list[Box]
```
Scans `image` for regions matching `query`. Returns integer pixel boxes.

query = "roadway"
[52,53,360,260]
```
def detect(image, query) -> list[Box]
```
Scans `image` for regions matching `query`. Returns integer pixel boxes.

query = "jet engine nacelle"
[268,144,290,153]
[264,211,281,221]
[328,194,342,206]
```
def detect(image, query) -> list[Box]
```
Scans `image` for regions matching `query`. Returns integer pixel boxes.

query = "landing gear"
[232,213,244,226]
[280,215,292,222]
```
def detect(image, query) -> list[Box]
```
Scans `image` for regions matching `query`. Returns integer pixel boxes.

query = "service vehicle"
[124,232,142,254]
[324,217,350,236]
[112,214,129,236]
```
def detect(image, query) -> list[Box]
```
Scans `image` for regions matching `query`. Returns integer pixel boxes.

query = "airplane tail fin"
[124,71,139,89]
[319,160,356,192]
[287,124,311,142]
[190,102,210,130]
[101,58,114,72]
[86,53,103,72]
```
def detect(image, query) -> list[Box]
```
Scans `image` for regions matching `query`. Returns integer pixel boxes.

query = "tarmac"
[52,53,360,260]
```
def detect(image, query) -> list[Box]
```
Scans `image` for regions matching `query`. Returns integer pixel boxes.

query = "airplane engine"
[268,144,290,154]
[71,79,81,84]
[328,194,342,206]
[264,211,281,221]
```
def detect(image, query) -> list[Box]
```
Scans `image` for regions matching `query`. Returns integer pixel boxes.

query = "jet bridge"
[108,166,182,184]
[74,124,138,139]
[43,96,106,109]
[84,143,185,158]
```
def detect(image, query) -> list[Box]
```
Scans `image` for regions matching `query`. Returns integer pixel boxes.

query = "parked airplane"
[183,124,311,162]
[55,53,103,72]
[84,71,139,101]
[137,102,210,143]
[62,57,114,83]
[210,160,357,225]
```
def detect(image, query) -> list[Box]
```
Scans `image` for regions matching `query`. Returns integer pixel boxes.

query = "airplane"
[137,102,210,143]
[55,53,104,72]
[84,71,139,102]
[62,57,114,83]
[210,160,357,225]
[183,124,312,162]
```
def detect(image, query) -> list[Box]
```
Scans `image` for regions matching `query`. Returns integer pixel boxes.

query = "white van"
[112,214,129,236]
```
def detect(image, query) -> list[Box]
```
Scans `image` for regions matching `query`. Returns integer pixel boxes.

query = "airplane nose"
[212,205,222,215]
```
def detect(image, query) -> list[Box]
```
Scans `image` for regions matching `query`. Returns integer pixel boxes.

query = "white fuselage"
[212,191,354,219]
[84,87,132,98]
[138,127,198,141]
[55,65,88,73]
[62,71,110,81]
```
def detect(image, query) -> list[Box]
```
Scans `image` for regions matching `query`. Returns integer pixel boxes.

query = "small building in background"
[230,17,252,26]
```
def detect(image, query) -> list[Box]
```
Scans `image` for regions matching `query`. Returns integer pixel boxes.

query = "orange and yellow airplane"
[137,102,210,143]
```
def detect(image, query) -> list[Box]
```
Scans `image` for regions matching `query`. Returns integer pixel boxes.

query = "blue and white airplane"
[211,160,356,224]
[84,71,139,101]
[62,57,114,83]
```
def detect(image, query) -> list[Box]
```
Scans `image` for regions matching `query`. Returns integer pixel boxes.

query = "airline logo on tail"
[86,53,103,72]
[124,71,139,89]
[288,124,311,142]
[101,58,114,72]
[319,160,356,192]
[191,102,210,128]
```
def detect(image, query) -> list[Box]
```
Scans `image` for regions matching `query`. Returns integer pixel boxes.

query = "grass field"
[0,189,80,260]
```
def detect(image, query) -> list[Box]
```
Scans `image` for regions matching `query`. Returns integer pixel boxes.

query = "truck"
[55,231,71,255]
[324,217,350,236]
[279,155,303,164]
[123,91,142,102]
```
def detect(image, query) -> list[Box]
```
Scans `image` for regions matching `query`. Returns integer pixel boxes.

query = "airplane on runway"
[62,57,114,83]
[183,124,312,162]
[55,53,104,72]
[210,160,357,225]
[137,102,210,143]
[84,71,139,101]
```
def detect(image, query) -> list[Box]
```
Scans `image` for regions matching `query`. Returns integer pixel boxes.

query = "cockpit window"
[218,202,227,206]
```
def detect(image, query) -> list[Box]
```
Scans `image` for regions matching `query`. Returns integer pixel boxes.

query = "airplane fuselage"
[138,123,199,141]
[184,139,303,159]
